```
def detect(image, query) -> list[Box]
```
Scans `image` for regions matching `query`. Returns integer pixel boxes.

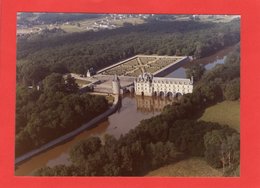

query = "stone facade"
[86,67,95,77]
[112,75,121,95]
[134,73,193,97]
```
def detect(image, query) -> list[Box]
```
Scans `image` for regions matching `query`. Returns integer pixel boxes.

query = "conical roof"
[113,74,120,81]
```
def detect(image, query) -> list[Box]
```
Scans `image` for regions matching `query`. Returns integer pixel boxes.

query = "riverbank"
[15,95,120,165]
[15,44,239,175]
[15,94,162,175]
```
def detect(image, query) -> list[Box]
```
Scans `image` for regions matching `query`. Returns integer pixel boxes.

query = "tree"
[204,130,224,168]
[17,19,240,78]
[186,63,205,82]
[50,63,68,74]
[224,78,240,100]
[16,86,109,157]
[199,81,223,102]
[146,141,178,169]
[65,74,79,93]
[34,165,77,176]
[21,63,50,85]
[43,73,66,94]
[69,137,102,166]
[103,163,121,176]
[204,129,240,173]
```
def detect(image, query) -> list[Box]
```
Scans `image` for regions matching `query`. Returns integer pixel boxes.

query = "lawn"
[59,24,85,33]
[199,100,240,132]
[146,157,222,177]
[75,79,91,87]
[110,17,145,26]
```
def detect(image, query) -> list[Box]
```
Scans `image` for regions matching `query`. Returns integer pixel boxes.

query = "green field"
[17,17,146,34]
[199,101,240,132]
[110,17,145,26]
[146,157,222,177]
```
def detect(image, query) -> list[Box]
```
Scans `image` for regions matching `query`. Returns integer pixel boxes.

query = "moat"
[15,45,236,176]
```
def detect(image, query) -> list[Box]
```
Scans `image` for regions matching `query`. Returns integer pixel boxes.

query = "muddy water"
[15,45,237,176]
[15,95,173,175]
[165,45,237,78]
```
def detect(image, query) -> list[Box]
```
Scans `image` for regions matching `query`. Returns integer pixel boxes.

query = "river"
[165,45,236,78]
[15,95,174,175]
[15,45,237,176]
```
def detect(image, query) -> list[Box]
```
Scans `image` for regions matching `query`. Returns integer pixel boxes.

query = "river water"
[15,45,236,176]
[15,95,174,175]
[165,45,235,78]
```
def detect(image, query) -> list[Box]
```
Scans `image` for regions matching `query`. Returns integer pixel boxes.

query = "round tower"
[190,76,194,84]
[112,75,120,95]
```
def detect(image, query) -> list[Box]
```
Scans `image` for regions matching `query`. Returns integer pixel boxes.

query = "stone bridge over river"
[134,72,193,97]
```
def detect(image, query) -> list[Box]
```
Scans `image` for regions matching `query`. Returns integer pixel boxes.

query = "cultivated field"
[17,17,145,34]
[146,157,222,177]
[101,55,185,77]
[199,101,240,132]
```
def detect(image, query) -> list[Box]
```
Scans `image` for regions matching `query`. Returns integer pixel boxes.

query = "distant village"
[16,14,153,36]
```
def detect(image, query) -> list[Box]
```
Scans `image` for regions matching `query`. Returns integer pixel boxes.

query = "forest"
[35,46,240,176]
[15,74,109,157]
[17,19,240,86]
[16,17,240,175]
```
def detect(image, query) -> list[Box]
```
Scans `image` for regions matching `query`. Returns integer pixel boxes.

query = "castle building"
[134,73,193,97]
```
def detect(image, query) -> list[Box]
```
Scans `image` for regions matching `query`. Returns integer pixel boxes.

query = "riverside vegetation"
[17,19,240,86]
[16,17,240,176]
[35,46,240,176]
[16,74,109,157]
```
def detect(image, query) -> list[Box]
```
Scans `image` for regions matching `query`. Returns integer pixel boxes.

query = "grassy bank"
[199,101,240,132]
[146,157,222,177]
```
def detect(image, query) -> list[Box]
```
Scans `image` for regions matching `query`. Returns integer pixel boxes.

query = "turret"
[112,75,120,95]
[86,70,91,77]
[190,76,194,84]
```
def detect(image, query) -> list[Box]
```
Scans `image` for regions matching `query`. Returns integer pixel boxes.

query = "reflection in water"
[165,45,236,78]
[204,57,226,70]
[15,94,165,176]
[104,95,162,139]
[15,45,237,176]
[136,96,174,113]
[15,121,109,175]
